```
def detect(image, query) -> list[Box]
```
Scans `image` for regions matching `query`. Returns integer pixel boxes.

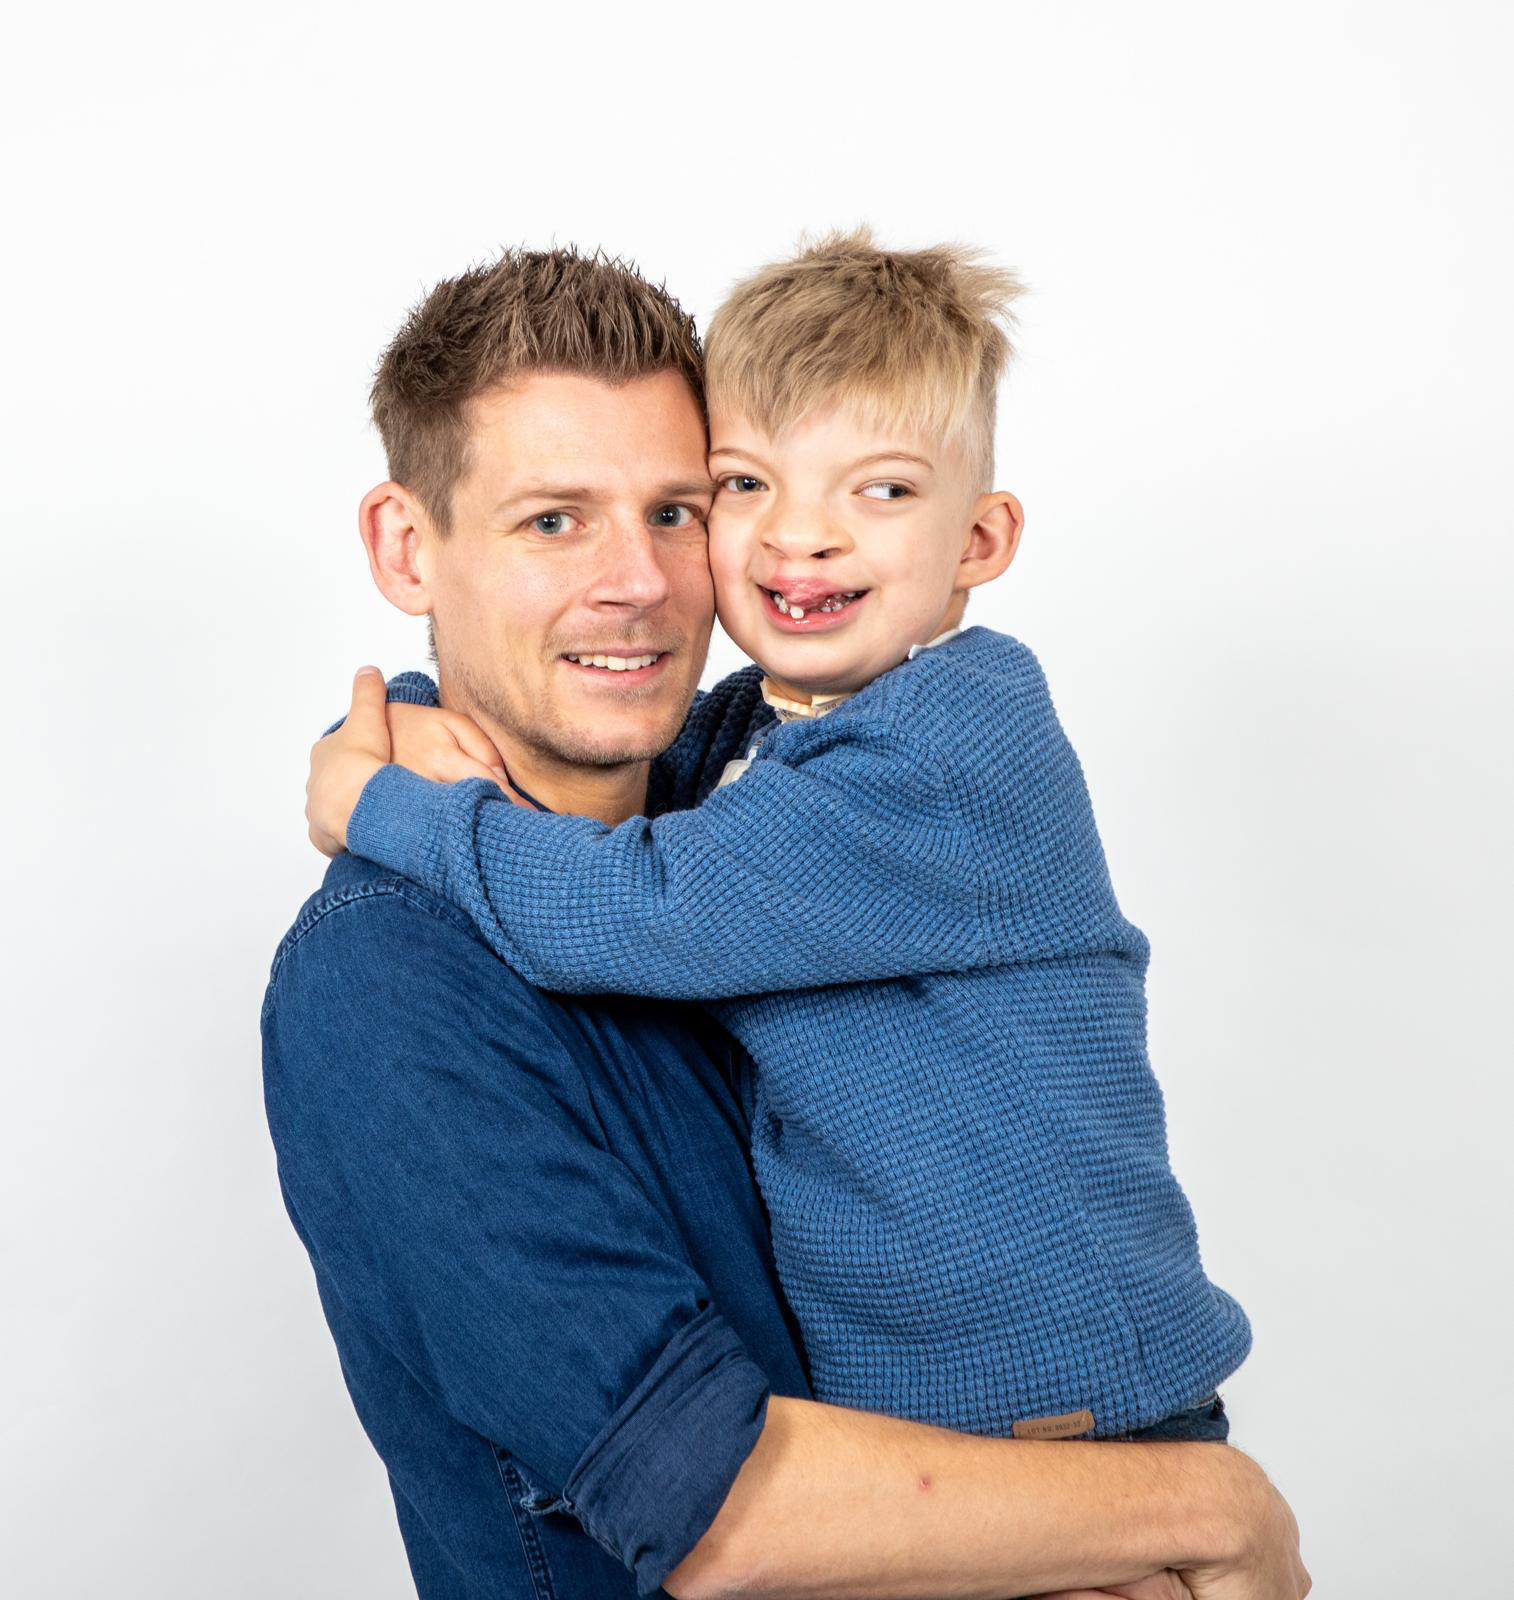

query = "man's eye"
[859,481,912,501]
[718,474,767,494]
[530,512,578,535]
[650,504,701,528]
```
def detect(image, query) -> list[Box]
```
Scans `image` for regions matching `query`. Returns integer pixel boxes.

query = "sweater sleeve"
[345,715,986,999]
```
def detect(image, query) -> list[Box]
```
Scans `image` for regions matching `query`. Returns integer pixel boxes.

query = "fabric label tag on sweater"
[1011,1409,1095,1440]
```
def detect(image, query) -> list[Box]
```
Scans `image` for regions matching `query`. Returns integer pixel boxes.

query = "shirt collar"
[759,627,963,722]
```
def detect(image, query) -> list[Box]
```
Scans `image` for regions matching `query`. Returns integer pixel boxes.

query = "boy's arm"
[333,702,984,1000]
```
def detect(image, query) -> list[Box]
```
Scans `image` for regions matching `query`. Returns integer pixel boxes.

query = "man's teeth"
[772,590,862,618]
[566,653,660,671]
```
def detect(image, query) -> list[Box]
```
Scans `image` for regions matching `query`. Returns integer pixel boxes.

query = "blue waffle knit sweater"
[348,627,1251,1437]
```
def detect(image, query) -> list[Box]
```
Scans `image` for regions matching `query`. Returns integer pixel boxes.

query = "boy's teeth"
[770,588,861,618]
[567,653,659,670]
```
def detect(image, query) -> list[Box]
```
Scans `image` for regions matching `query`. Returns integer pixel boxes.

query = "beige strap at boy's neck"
[758,628,962,723]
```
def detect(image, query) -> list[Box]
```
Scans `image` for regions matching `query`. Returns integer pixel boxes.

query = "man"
[264,247,1307,1598]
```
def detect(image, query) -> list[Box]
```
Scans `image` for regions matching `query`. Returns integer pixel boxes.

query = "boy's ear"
[359,482,435,618]
[953,491,1025,594]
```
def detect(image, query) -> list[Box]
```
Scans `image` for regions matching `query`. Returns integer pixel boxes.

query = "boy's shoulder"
[649,663,771,814]
[836,626,1057,751]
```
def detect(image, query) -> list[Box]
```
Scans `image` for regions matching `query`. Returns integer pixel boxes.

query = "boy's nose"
[762,513,852,561]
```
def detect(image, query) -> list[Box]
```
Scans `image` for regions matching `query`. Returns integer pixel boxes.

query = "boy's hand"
[387,700,508,788]
[307,669,531,860]
[307,667,391,858]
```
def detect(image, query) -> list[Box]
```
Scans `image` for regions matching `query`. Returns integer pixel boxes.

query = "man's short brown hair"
[371,247,705,531]
[705,227,1024,489]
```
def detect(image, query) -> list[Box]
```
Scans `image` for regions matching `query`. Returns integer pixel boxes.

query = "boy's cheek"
[705,511,749,588]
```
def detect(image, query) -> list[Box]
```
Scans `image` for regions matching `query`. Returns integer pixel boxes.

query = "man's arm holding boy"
[266,884,1307,1600]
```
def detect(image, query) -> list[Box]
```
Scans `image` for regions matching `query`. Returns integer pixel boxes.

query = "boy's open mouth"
[760,583,869,626]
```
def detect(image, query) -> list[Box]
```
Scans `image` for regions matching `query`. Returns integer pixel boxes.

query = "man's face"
[421,370,715,770]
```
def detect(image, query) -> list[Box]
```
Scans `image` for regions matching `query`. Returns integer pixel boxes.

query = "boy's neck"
[763,606,968,710]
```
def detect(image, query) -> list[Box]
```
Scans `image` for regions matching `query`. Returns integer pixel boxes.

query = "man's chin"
[521,704,688,771]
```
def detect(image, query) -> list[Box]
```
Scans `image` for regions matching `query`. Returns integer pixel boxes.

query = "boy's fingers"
[449,757,521,798]
[346,666,391,758]
[444,711,505,771]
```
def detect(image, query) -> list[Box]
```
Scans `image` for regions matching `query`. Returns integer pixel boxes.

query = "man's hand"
[1036,1576,1191,1600]
[306,667,393,858]
[1178,1467,1309,1600]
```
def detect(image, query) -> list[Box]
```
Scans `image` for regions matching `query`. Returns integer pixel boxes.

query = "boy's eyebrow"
[847,450,936,472]
[708,447,936,473]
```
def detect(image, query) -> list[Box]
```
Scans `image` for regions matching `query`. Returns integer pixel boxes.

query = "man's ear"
[953,491,1025,596]
[359,482,435,617]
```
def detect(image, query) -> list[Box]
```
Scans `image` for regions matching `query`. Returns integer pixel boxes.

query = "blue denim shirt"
[262,853,811,1596]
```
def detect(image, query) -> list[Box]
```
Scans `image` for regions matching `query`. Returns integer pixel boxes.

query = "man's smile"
[559,648,672,684]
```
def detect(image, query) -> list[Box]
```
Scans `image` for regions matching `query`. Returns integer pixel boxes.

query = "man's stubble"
[446,651,694,774]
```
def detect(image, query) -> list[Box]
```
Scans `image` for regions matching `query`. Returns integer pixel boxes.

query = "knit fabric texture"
[349,628,1252,1436]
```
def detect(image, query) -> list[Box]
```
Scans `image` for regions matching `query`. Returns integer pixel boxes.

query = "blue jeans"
[1118,1392,1230,1442]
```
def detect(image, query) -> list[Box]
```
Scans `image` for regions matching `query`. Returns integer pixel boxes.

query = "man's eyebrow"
[491,477,717,517]
[655,477,719,501]
[491,484,599,516]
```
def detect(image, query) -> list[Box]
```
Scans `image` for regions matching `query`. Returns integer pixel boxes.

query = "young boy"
[310,231,1251,1442]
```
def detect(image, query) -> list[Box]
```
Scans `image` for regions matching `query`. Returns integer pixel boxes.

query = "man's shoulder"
[264,853,548,1035]
[269,853,478,981]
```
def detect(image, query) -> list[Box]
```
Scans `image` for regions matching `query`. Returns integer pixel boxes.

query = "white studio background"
[3,3,1509,1594]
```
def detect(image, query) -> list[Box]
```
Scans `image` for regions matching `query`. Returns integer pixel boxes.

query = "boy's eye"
[859,481,912,501]
[530,511,581,536]
[650,504,701,529]
[717,474,767,494]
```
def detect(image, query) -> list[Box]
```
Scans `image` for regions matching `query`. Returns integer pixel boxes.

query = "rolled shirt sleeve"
[262,878,773,1591]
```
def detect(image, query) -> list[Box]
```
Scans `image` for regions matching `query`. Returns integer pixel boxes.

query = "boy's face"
[707,405,1018,696]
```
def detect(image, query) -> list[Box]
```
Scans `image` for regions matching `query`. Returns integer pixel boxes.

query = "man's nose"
[587,521,675,609]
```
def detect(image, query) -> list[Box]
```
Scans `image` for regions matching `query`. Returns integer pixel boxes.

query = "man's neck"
[504,748,650,826]
[436,693,649,826]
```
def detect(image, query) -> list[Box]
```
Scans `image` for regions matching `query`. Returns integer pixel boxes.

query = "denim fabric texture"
[262,853,810,1598]
[1119,1393,1230,1443]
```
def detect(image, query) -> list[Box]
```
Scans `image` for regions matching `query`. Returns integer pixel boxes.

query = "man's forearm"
[664,1396,1285,1600]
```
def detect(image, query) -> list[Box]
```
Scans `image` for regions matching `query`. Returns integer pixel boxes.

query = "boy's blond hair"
[705,227,1024,489]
